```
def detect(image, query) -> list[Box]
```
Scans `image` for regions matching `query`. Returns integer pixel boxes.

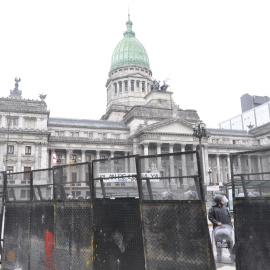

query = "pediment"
[143,118,193,134]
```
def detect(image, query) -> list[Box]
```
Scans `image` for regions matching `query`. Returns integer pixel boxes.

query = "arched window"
[142,82,145,92]
[114,83,117,94]
[136,81,140,92]
[131,80,134,91]
[124,81,128,92]
[119,82,122,93]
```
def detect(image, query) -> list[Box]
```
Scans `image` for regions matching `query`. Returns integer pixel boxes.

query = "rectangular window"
[60,131,64,136]
[131,81,134,91]
[116,134,120,139]
[103,133,107,139]
[119,82,122,93]
[8,145,14,154]
[114,83,117,94]
[25,146,31,155]
[24,167,31,181]
[136,81,140,92]
[72,172,77,183]
[70,132,74,137]
[7,166,13,180]
[86,155,91,162]
[114,156,119,164]
[89,133,93,139]
[13,118,18,126]
[57,154,62,164]
[101,156,106,163]
[55,131,59,136]
[142,82,145,92]
[20,190,30,199]
[72,155,77,162]
[125,81,128,92]
[75,132,79,137]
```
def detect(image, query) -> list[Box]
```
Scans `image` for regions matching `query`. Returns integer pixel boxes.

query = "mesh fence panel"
[54,201,93,270]
[29,202,54,270]
[33,169,54,201]
[2,202,30,270]
[93,198,145,270]
[141,201,213,270]
[6,171,31,202]
[137,152,201,201]
[137,152,215,270]
[53,163,91,200]
[231,148,270,270]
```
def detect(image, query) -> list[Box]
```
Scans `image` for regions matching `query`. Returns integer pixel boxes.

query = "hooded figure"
[208,194,232,229]
[208,194,234,262]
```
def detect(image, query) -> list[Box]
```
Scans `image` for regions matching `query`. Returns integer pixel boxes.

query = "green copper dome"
[110,15,150,71]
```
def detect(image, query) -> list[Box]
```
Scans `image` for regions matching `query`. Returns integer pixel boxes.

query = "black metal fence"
[0,151,216,269]
[230,147,270,270]
[136,151,215,270]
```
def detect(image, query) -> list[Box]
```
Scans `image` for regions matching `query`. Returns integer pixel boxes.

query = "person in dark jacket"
[208,194,234,261]
[208,194,232,228]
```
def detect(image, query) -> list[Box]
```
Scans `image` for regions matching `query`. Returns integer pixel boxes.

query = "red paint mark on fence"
[46,229,55,270]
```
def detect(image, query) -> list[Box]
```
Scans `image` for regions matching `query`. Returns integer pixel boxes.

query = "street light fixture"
[192,121,208,150]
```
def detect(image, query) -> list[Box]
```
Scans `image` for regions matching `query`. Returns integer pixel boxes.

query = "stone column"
[181,144,187,185]
[110,151,114,173]
[19,116,23,128]
[192,144,197,175]
[227,154,231,182]
[257,155,262,180]
[0,142,4,171]
[169,143,177,189]
[81,150,86,182]
[247,155,252,180]
[95,150,100,179]
[81,150,86,162]
[34,143,40,170]
[124,152,128,173]
[204,146,209,184]
[157,143,162,171]
[17,142,23,173]
[143,143,149,172]
[216,155,221,184]
[1,115,6,127]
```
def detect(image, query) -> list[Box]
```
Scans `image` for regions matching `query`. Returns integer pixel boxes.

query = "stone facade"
[1,16,270,198]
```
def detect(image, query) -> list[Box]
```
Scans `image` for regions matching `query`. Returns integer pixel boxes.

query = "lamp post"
[192,121,208,201]
[192,121,208,150]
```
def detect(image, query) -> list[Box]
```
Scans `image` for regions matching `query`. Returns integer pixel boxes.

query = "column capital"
[157,142,162,147]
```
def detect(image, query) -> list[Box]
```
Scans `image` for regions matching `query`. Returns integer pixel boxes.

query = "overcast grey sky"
[1,0,270,128]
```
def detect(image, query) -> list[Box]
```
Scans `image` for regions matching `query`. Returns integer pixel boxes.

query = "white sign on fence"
[99,173,160,182]
[206,185,220,191]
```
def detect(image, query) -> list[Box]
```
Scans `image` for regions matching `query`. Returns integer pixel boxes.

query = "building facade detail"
[1,16,270,196]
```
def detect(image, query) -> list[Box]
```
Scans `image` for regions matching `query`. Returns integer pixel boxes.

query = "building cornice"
[49,136,132,145]
[0,128,50,135]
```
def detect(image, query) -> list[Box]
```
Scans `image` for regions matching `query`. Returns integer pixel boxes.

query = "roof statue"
[151,79,160,90]
[160,81,169,91]
[9,77,22,99]
[39,94,47,101]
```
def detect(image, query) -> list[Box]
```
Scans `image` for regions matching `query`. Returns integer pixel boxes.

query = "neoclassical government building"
[1,15,270,192]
